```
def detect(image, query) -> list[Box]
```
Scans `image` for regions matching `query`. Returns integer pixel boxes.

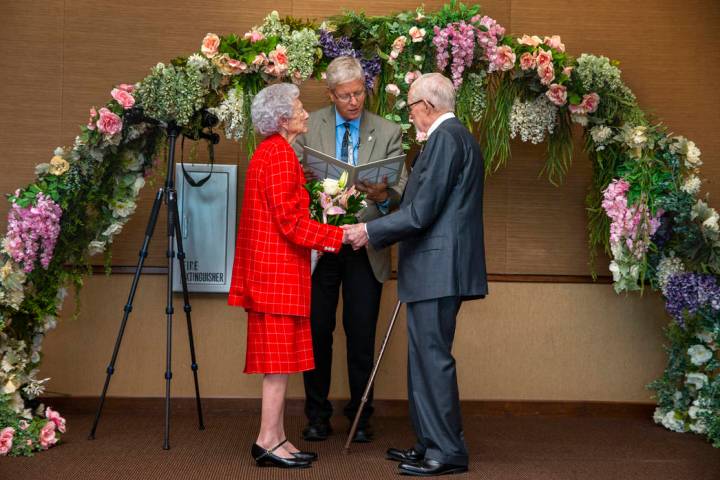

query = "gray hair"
[251,83,300,135]
[326,56,364,90]
[409,73,456,112]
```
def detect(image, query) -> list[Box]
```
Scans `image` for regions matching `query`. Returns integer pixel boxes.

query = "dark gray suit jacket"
[366,117,487,303]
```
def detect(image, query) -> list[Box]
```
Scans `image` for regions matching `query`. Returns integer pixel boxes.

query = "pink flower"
[517,34,542,47]
[545,84,567,106]
[408,26,426,43]
[201,33,220,58]
[39,422,57,449]
[404,70,422,85]
[87,107,97,130]
[385,83,401,96]
[27,440,33,446]
[543,35,565,52]
[392,35,407,52]
[0,428,13,456]
[18,420,29,431]
[117,83,135,93]
[111,88,135,109]
[519,52,536,70]
[536,48,553,66]
[569,92,600,114]
[338,185,358,209]
[265,46,289,77]
[96,107,122,136]
[243,30,265,43]
[494,45,516,71]
[251,52,268,67]
[325,206,346,216]
[537,63,555,85]
[227,58,248,74]
[46,407,67,433]
[562,66,574,78]
[319,192,332,210]
[416,130,428,142]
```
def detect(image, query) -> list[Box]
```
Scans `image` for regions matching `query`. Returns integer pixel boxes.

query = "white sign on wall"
[172,163,237,293]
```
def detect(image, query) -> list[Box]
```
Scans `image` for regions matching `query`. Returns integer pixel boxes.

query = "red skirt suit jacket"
[228,134,343,316]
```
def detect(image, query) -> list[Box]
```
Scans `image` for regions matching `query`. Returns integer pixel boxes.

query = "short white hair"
[409,73,456,112]
[251,83,299,135]
[326,56,364,90]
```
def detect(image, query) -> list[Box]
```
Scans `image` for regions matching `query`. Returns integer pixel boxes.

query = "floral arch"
[1,2,718,456]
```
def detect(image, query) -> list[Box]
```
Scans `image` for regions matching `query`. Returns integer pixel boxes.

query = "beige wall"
[2,1,717,401]
[40,276,668,402]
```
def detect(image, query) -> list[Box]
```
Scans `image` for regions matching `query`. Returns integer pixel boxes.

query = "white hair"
[409,73,456,112]
[251,83,300,135]
[326,56,364,89]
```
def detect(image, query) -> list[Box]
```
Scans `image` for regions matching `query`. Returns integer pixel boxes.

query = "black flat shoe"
[386,447,424,462]
[302,420,332,441]
[291,450,318,462]
[251,440,311,469]
[398,459,468,476]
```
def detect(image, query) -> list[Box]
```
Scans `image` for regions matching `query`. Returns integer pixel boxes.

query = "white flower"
[394,100,407,110]
[590,125,613,150]
[187,53,210,71]
[685,141,702,168]
[689,420,707,434]
[608,261,621,282]
[571,113,588,127]
[103,223,123,237]
[2,379,18,394]
[687,344,713,366]
[385,84,401,96]
[681,175,701,195]
[408,26,426,42]
[414,55,423,62]
[652,407,664,424]
[338,171,348,190]
[43,315,57,332]
[132,176,146,196]
[87,240,106,256]
[661,410,686,433]
[685,372,708,389]
[509,95,558,144]
[35,163,50,175]
[322,178,340,196]
[111,200,137,218]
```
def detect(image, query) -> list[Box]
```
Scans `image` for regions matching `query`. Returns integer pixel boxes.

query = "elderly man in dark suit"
[293,56,406,443]
[343,72,487,476]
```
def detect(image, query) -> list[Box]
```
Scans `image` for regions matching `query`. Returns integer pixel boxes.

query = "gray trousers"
[406,296,468,466]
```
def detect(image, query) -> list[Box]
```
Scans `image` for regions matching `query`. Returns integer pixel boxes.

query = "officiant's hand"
[341,223,369,250]
[356,177,389,203]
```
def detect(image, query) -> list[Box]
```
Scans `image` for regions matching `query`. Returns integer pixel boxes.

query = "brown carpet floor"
[1,412,718,480]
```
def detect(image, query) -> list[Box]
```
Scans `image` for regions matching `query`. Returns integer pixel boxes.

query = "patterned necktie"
[340,122,351,164]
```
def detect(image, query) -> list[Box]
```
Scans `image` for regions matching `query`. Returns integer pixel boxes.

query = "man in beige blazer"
[293,56,406,443]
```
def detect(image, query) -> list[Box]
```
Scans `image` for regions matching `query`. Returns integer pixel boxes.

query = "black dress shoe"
[291,450,318,462]
[398,459,468,476]
[251,441,311,469]
[386,447,424,462]
[302,420,332,441]
[352,425,373,443]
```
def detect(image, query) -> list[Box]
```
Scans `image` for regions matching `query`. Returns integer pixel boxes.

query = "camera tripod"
[88,123,204,449]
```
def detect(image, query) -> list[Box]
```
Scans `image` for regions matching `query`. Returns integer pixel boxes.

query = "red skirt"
[244,311,315,374]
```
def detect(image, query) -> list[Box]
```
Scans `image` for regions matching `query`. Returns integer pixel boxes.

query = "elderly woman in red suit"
[228,83,344,469]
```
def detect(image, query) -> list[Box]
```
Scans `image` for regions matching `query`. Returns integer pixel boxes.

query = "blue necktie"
[340,122,351,164]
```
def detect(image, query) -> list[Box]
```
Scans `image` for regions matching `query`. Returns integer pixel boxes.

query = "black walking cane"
[344,300,403,453]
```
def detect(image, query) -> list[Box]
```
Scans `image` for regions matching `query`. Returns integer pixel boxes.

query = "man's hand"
[356,177,389,203]
[341,223,369,250]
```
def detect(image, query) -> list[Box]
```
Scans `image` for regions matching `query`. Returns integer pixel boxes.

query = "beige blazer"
[293,105,407,282]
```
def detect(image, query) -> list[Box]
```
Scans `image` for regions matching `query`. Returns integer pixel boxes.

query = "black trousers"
[407,296,468,466]
[303,244,383,427]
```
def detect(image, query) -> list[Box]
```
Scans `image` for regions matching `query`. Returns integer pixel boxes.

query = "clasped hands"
[342,223,368,250]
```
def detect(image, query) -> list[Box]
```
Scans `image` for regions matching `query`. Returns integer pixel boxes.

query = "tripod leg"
[89,188,164,440]
[162,188,181,450]
[171,194,205,430]
[344,300,403,453]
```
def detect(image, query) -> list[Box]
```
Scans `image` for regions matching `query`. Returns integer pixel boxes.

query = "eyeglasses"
[407,99,435,110]
[333,89,366,103]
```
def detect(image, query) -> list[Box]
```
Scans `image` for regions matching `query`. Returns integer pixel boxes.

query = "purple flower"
[433,22,476,87]
[319,30,380,89]
[664,273,720,327]
[5,193,62,273]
